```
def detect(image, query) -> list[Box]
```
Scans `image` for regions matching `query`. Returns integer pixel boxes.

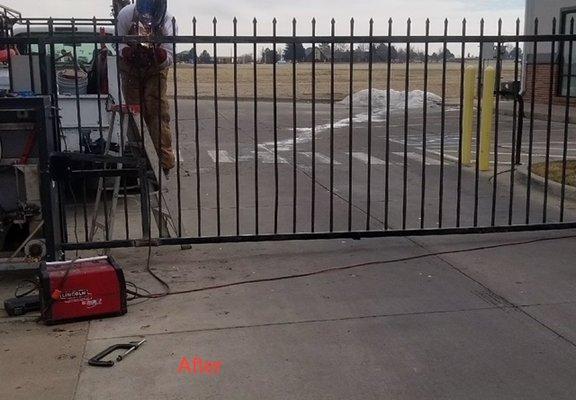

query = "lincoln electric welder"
[39,256,127,324]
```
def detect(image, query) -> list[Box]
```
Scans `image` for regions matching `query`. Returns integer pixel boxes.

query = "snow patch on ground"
[340,89,443,112]
[260,90,444,152]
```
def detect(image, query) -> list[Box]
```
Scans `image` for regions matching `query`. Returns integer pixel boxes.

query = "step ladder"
[89,103,185,242]
[88,104,127,242]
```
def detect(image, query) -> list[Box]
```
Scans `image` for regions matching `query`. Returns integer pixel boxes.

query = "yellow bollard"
[479,66,496,172]
[462,66,477,166]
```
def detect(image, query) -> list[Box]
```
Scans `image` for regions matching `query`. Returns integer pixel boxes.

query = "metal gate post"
[515,94,525,165]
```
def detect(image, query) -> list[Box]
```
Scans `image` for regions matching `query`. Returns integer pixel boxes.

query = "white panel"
[10,55,42,92]
[58,96,110,129]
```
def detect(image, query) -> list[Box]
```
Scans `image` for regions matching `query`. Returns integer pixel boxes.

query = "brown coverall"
[120,63,175,170]
[119,18,175,171]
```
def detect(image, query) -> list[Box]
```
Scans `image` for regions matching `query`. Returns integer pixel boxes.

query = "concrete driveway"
[3,229,576,399]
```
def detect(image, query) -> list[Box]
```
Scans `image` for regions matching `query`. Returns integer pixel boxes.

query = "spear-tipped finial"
[213,17,217,24]
[233,17,237,23]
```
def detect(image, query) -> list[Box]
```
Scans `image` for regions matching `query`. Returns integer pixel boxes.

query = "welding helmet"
[136,0,167,28]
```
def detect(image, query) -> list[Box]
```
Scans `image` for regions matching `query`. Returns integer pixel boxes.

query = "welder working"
[117,0,177,175]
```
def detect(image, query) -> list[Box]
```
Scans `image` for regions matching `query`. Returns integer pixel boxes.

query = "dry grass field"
[167,61,518,102]
[533,161,576,187]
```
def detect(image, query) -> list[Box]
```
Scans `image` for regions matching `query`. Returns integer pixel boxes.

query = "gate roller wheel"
[25,239,47,259]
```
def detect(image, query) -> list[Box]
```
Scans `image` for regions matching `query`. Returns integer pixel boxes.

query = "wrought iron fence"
[0,16,575,255]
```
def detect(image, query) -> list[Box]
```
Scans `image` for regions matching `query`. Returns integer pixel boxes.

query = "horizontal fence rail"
[3,34,576,45]
[1,16,575,254]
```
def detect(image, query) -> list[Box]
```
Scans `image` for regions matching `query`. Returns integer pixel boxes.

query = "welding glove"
[121,46,137,65]
[123,45,167,67]
[154,47,168,65]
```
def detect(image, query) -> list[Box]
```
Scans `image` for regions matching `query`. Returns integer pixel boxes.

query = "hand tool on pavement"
[88,339,146,367]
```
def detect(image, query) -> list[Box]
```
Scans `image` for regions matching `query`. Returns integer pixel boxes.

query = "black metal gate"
[2,16,576,256]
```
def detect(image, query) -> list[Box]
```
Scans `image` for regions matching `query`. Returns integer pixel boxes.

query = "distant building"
[524,0,576,105]
[215,56,234,64]
[304,47,330,62]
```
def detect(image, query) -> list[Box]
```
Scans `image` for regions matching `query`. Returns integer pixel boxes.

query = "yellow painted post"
[479,66,496,172]
[462,66,476,166]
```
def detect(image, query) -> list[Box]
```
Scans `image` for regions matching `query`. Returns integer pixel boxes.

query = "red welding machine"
[40,256,127,325]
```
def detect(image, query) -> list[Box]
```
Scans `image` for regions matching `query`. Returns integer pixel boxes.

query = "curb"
[500,106,576,125]
[515,164,576,201]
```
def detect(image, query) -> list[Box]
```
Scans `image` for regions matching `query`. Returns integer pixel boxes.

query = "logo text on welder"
[60,289,89,300]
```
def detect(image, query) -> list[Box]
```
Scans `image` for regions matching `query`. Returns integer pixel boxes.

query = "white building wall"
[525,0,576,58]
[525,0,576,35]
[523,0,576,97]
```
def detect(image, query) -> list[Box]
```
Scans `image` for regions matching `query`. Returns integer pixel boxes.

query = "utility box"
[481,43,496,60]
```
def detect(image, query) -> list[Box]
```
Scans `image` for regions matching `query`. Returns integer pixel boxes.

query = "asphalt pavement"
[160,98,576,238]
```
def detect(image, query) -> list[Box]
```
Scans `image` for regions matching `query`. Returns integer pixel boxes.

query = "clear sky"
[2,0,525,36]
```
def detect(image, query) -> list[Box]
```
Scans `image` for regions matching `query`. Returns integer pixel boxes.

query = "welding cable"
[37,258,80,319]
[141,174,171,299]
[125,233,576,300]
[67,182,80,258]
[133,242,171,299]
[125,281,152,302]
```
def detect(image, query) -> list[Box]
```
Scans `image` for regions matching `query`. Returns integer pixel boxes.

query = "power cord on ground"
[125,233,576,301]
